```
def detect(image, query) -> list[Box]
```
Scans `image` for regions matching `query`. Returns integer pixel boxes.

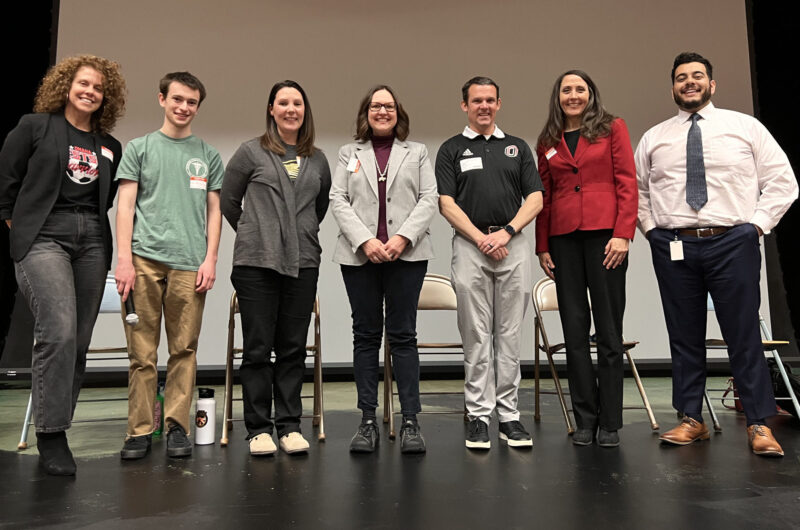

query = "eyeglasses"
[368,103,396,112]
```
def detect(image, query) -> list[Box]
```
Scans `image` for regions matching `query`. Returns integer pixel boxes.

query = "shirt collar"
[677,101,715,122]
[462,124,505,140]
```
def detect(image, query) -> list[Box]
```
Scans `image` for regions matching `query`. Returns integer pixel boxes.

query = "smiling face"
[559,74,589,127]
[461,84,501,135]
[159,81,201,132]
[66,66,104,119]
[672,61,715,111]
[367,89,398,137]
[269,87,305,144]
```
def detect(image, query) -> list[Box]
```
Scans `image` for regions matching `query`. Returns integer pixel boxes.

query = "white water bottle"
[194,387,216,445]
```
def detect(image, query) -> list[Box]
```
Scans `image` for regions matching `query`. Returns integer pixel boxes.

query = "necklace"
[375,158,389,182]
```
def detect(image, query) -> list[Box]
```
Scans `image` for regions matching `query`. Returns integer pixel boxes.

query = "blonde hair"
[34,54,127,135]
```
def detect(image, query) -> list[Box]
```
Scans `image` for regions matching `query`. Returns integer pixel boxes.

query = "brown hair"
[353,85,410,142]
[159,71,207,104]
[260,80,317,157]
[33,54,126,135]
[537,69,615,151]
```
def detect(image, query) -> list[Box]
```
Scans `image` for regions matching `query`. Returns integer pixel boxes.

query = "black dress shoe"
[37,431,76,476]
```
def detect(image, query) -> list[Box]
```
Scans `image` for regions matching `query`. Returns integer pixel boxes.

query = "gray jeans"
[14,210,106,432]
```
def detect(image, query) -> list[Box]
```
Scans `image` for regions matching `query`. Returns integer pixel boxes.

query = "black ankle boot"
[37,431,76,476]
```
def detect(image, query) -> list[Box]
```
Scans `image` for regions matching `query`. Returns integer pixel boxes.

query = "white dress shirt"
[635,102,797,234]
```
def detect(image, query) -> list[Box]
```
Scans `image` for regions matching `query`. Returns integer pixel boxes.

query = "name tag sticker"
[190,176,207,190]
[346,158,360,173]
[101,146,114,162]
[670,240,684,261]
[460,157,483,172]
[545,147,557,160]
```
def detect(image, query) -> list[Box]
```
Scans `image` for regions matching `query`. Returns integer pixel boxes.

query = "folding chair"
[382,273,466,439]
[702,296,798,432]
[531,277,659,434]
[220,292,325,445]
[18,273,128,450]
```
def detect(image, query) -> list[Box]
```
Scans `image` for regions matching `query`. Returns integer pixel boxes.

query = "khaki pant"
[125,255,206,436]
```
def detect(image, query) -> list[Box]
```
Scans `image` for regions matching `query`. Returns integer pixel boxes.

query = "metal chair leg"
[704,390,722,432]
[626,350,659,431]
[18,393,33,450]
[534,319,541,422]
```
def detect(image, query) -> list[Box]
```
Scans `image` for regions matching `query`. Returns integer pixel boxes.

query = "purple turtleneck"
[373,134,394,243]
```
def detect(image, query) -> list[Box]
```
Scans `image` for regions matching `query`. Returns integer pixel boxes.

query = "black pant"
[341,260,427,416]
[549,230,626,431]
[231,266,318,438]
[649,225,775,422]
[0,221,16,359]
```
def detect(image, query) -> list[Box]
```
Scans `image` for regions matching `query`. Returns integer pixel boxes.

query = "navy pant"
[549,230,626,431]
[231,266,318,439]
[649,225,776,422]
[341,260,427,417]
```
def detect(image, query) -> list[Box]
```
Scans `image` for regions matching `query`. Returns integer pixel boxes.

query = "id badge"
[669,240,684,261]
[346,158,360,173]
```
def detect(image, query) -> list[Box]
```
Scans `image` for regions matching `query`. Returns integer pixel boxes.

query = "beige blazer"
[330,138,438,265]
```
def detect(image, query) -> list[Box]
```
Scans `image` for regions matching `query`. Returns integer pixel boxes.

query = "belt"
[479,225,506,234]
[52,205,99,214]
[676,226,732,238]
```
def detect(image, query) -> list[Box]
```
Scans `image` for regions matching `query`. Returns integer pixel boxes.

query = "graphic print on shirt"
[186,157,209,190]
[66,145,99,184]
[282,157,300,180]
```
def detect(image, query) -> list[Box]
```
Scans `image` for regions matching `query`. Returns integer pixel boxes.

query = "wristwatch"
[504,224,516,236]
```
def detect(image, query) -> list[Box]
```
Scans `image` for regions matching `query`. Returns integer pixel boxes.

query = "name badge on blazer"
[545,147,557,160]
[346,158,361,173]
[101,146,114,162]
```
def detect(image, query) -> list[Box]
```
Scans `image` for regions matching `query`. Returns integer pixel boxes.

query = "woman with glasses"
[330,85,438,454]
[221,80,331,457]
[0,55,126,474]
[534,70,637,447]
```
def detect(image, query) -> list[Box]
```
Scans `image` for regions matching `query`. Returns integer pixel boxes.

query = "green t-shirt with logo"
[116,131,224,270]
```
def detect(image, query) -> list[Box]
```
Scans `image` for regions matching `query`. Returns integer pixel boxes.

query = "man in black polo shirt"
[436,76,543,450]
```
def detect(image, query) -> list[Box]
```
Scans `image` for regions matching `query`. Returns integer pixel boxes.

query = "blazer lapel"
[573,134,589,164]
[94,135,111,210]
[52,114,69,182]
[557,134,576,167]
[386,139,409,192]
[356,143,379,198]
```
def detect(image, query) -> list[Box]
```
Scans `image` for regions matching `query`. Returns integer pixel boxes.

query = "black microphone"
[124,294,139,326]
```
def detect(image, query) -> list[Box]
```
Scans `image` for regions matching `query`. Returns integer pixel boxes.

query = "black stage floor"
[2,404,800,529]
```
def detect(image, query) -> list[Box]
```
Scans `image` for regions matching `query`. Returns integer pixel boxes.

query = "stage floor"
[1,379,799,529]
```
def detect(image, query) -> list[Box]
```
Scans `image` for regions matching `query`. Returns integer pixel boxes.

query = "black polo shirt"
[435,126,542,228]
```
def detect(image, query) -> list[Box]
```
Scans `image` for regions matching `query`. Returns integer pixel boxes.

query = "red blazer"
[534,118,637,254]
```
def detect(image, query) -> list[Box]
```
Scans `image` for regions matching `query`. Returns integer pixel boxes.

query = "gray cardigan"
[221,137,331,277]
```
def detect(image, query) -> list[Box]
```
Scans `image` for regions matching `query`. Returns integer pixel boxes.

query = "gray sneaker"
[350,419,379,453]
[572,428,594,446]
[399,420,426,454]
[597,428,620,448]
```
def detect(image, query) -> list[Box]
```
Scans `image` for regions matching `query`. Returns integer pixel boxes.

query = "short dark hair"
[260,80,317,157]
[353,85,410,142]
[461,76,499,102]
[671,52,713,82]
[159,71,207,104]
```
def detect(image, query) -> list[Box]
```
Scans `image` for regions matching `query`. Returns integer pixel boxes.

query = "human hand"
[538,252,555,280]
[477,230,511,255]
[115,259,136,301]
[361,238,392,263]
[603,237,629,269]
[383,235,409,261]
[195,259,217,293]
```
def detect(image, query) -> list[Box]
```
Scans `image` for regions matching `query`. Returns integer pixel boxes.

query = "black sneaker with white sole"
[499,420,533,448]
[466,419,491,450]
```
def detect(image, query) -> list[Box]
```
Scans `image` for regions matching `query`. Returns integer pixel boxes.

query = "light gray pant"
[451,233,531,424]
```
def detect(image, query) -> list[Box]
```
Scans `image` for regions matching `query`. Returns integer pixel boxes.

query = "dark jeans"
[341,259,427,416]
[649,225,775,422]
[550,230,626,431]
[231,266,318,439]
[14,211,106,432]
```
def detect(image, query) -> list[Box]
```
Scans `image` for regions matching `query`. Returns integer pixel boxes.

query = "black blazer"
[0,113,122,269]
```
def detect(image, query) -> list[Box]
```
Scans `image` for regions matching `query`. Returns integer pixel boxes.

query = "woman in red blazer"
[534,70,637,447]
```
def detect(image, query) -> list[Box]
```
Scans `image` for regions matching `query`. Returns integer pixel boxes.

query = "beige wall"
[59,0,761,367]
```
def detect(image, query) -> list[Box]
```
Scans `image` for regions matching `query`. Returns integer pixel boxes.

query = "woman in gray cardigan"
[221,80,331,457]
[330,85,438,454]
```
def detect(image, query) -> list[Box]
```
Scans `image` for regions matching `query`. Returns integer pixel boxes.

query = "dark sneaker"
[350,419,379,453]
[400,420,426,454]
[466,419,490,450]
[120,434,152,460]
[499,420,533,448]
[597,429,620,448]
[572,428,594,446]
[36,431,76,476]
[166,424,192,458]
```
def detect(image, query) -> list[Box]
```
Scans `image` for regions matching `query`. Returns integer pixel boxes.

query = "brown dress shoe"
[747,425,784,457]
[659,417,710,445]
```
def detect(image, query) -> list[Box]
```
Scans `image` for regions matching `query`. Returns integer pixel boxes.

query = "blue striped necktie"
[686,113,707,210]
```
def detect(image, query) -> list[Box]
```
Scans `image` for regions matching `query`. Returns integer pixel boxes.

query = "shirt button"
[574,186,581,192]
[387,197,391,203]
[388,220,393,225]
[572,167,578,174]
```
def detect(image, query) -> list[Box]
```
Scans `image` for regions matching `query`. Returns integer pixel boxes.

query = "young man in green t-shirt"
[115,72,223,459]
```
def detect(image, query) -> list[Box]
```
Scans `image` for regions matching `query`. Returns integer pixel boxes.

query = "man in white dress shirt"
[636,52,798,456]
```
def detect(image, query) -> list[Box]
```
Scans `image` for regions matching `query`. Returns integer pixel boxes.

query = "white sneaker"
[279,432,310,454]
[249,433,277,456]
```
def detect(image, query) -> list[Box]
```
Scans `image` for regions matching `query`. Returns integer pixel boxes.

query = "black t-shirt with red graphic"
[55,121,100,209]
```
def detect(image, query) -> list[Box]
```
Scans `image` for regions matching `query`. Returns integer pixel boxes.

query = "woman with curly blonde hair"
[0,54,126,475]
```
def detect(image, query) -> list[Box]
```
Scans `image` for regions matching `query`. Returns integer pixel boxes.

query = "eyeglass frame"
[368,103,397,113]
